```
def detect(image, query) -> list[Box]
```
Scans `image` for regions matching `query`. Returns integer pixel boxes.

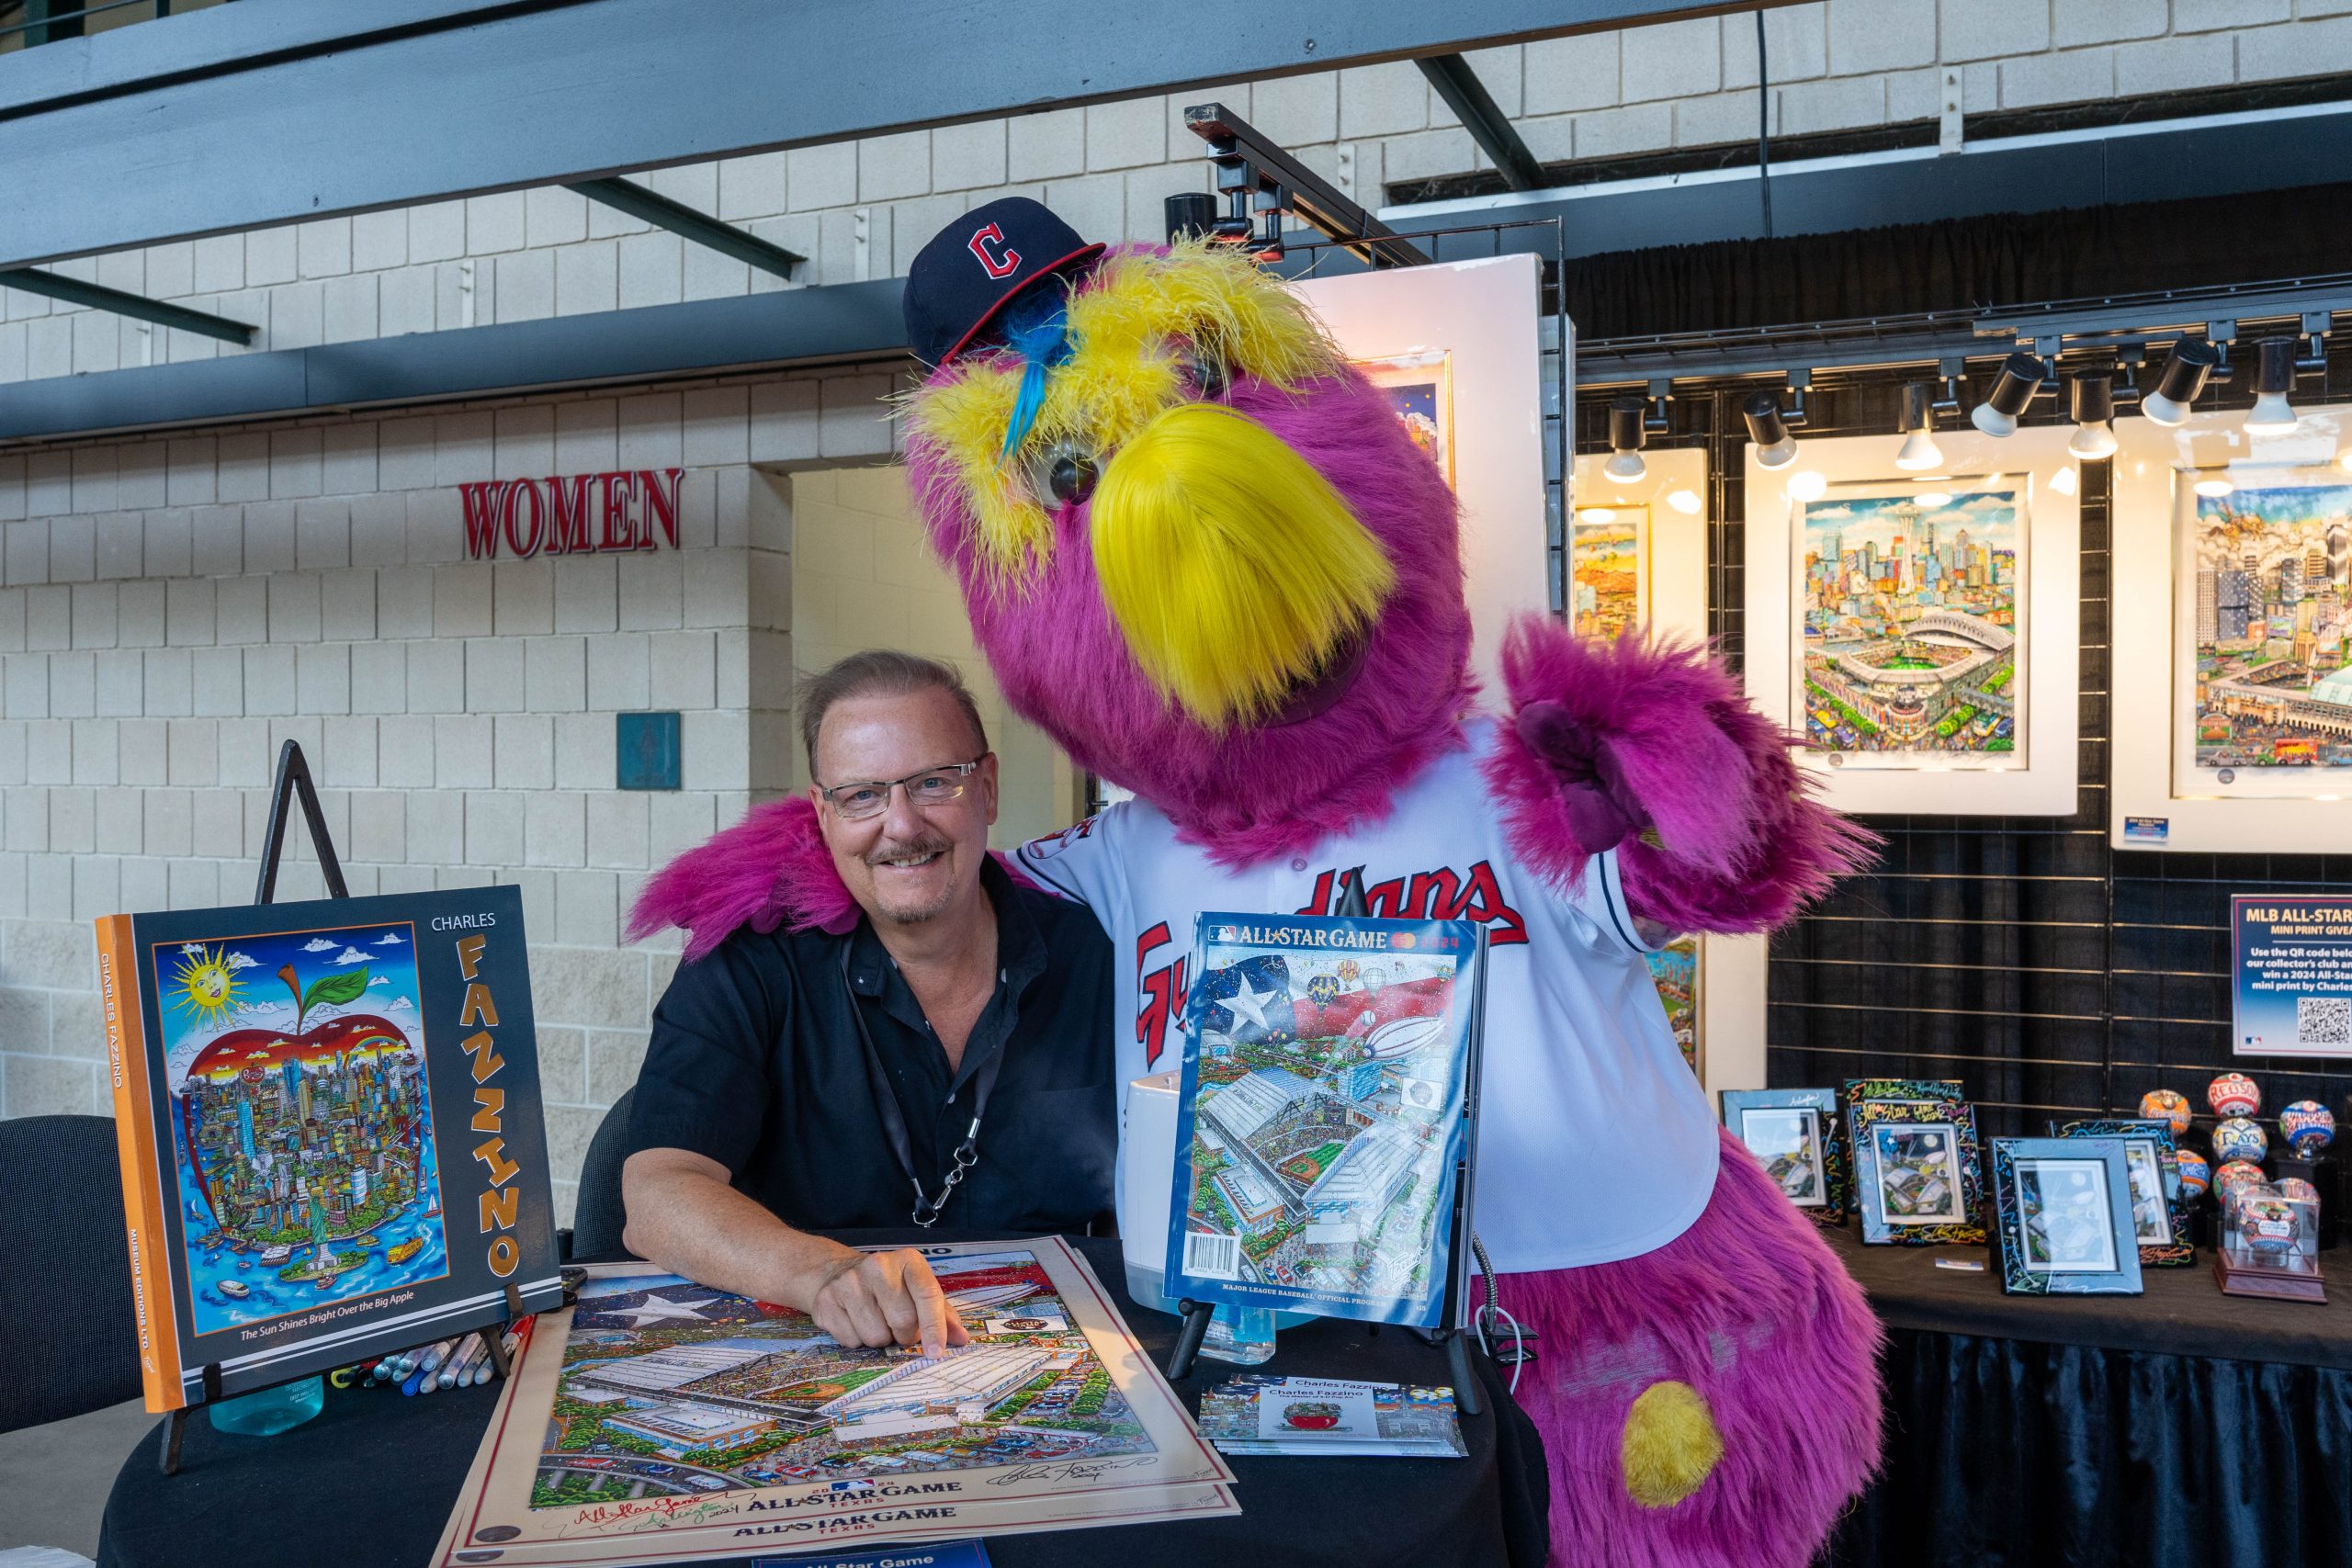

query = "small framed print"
[1351,351,1454,489]
[1850,1098,1985,1246]
[1991,1138,2146,1295]
[2059,1118,2194,1267]
[1722,1088,1848,1224]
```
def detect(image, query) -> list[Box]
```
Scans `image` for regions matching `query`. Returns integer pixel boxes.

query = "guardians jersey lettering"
[1014,720,1719,1272]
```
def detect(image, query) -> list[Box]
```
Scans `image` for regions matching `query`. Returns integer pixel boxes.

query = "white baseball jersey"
[1014,718,1719,1273]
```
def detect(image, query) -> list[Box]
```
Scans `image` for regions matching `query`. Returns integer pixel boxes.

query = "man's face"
[811,687,998,929]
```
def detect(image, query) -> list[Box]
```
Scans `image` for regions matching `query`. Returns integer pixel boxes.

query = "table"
[1821,1227,2352,1568]
[97,1233,1547,1568]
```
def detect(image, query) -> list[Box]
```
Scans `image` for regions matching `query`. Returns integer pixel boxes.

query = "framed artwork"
[1647,935,1701,1078]
[2110,403,2352,852]
[1850,1096,1985,1246]
[1299,255,1548,695]
[2058,1117,2194,1267]
[1990,1137,2146,1295]
[1745,426,2082,814]
[1353,351,1454,487]
[1721,1088,1848,1224]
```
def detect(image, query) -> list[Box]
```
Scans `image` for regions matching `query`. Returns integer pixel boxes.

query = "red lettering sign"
[458,469,690,560]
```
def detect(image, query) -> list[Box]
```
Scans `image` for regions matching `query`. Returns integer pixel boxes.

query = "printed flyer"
[2232,894,2352,1058]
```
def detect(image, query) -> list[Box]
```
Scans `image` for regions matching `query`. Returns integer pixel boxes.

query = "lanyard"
[842,944,1009,1228]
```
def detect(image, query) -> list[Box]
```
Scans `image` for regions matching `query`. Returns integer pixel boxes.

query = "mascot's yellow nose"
[1089,401,1395,729]
[1621,1380,1724,1509]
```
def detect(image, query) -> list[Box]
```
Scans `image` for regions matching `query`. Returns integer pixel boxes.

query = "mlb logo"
[828,1479,876,1495]
[1216,926,1239,942]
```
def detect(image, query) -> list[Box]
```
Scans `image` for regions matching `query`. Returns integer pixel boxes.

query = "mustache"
[863,834,954,867]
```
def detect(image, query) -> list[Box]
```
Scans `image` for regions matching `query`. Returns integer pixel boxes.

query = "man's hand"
[803,1246,974,1360]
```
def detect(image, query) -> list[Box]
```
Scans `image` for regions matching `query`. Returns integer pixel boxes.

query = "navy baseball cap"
[903,197,1105,367]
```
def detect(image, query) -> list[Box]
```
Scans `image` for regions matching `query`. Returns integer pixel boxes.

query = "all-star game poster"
[98,885,564,1409]
[2232,893,2352,1058]
[1163,912,1485,1329]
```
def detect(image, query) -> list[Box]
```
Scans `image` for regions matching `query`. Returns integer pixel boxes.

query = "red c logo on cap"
[968,223,1022,279]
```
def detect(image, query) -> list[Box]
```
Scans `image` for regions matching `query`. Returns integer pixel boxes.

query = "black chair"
[0,1115,146,1433]
[567,1086,635,1260]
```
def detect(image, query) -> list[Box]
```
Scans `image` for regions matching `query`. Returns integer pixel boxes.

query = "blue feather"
[998,290,1072,457]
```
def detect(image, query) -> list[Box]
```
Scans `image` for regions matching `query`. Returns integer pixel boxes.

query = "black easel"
[157,741,523,1473]
[1164,870,1490,1416]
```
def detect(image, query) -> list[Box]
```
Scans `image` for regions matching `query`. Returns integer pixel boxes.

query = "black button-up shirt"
[628,858,1116,1235]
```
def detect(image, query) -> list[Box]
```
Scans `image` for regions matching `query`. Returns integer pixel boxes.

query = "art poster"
[1795,485,2025,769]
[1352,351,1453,488]
[2177,474,2352,790]
[1572,503,1647,642]
[1645,936,1700,1077]
[430,1243,1235,1566]
[161,920,445,1336]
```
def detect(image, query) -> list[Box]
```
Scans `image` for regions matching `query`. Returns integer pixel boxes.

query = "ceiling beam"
[567,177,804,279]
[0,0,1790,271]
[0,266,256,344]
[1417,54,1547,193]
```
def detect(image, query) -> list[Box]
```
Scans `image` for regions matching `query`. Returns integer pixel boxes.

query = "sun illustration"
[169,944,246,1031]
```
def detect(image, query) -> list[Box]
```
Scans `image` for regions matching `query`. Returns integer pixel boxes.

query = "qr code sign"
[2297,996,2352,1048]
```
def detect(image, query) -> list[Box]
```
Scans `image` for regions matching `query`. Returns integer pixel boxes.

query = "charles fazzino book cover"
[95,885,562,1411]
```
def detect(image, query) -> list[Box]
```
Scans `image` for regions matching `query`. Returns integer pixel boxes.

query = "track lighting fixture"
[2068,375,2117,459]
[1605,396,1647,481]
[2143,338,2221,427]
[1970,352,2048,437]
[2245,338,2299,434]
[1894,383,1941,471]
[1743,390,1798,470]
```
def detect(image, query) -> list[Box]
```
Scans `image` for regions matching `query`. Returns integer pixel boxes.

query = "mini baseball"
[2212,1116,2268,1165]
[2173,1148,2211,1197]
[2207,1073,2260,1119]
[2278,1100,2335,1156]
[2138,1089,2192,1135]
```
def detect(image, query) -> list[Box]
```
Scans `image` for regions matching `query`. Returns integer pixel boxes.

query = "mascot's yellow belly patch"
[1621,1380,1724,1508]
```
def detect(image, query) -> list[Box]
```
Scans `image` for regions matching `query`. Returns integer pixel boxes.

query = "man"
[622,650,1114,1360]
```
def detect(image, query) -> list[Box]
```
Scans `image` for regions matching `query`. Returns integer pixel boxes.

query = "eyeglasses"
[817,758,987,821]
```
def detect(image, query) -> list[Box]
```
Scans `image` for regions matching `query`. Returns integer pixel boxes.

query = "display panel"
[1745,425,2081,815]
[2110,403,2352,851]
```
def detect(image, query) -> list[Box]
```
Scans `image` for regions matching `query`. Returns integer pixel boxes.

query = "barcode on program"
[1183,1232,1240,1280]
[2296,996,2352,1047]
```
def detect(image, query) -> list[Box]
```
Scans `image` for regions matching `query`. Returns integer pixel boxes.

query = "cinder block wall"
[0,366,901,1224]
[5,2,2349,384]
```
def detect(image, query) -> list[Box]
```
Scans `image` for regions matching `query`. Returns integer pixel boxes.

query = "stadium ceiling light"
[2143,337,2221,427]
[2244,338,2300,434]
[2067,374,2118,459]
[1970,352,2048,437]
[1605,395,1648,480]
[1894,382,1942,471]
[1744,390,1799,469]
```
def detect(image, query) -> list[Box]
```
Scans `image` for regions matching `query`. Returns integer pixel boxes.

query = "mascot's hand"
[1515,699,1650,852]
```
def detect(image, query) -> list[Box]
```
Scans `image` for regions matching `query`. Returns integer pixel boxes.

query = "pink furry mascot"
[633,198,1883,1567]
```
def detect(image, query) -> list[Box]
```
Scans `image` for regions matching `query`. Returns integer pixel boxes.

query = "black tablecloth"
[97,1233,1547,1568]
[1817,1227,2352,1568]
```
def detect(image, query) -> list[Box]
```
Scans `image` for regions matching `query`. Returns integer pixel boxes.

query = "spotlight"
[2245,338,2299,434]
[1970,352,2048,437]
[1605,396,1647,481]
[1744,390,1798,469]
[2067,374,2117,459]
[1788,470,1828,502]
[1894,383,1941,471]
[2143,338,2221,427]
[2193,475,2234,499]
[1666,488,1702,514]
[2050,465,2078,496]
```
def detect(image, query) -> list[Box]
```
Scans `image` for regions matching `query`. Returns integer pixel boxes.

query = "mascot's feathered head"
[902,198,1472,863]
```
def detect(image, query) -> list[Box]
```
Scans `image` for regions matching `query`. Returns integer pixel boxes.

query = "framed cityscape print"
[2110,402,2352,852]
[1648,936,1701,1078]
[1990,1137,2146,1296]
[1745,425,2082,814]
[1721,1088,1848,1224]
[1299,256,1548,695]
[2059,1117,2194,1266]
[1849,1096,1985,1246]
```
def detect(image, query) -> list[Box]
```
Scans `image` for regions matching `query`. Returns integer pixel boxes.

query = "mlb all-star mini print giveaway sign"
[2232,895,2352,1059]
[631,197,1884,1568]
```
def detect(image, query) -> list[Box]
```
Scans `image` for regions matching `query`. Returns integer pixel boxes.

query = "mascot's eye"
[1049,453,1100,506]
[1189,349,1231,401]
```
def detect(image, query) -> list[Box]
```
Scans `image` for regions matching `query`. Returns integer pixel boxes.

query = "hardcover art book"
[429,1241,1236,1566]
[1162,911,1487,1329]
[96,886,561,1411]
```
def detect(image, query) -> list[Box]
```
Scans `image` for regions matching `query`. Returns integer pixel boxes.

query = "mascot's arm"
[626,796,1048,963]
[1481,615,1878,935]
